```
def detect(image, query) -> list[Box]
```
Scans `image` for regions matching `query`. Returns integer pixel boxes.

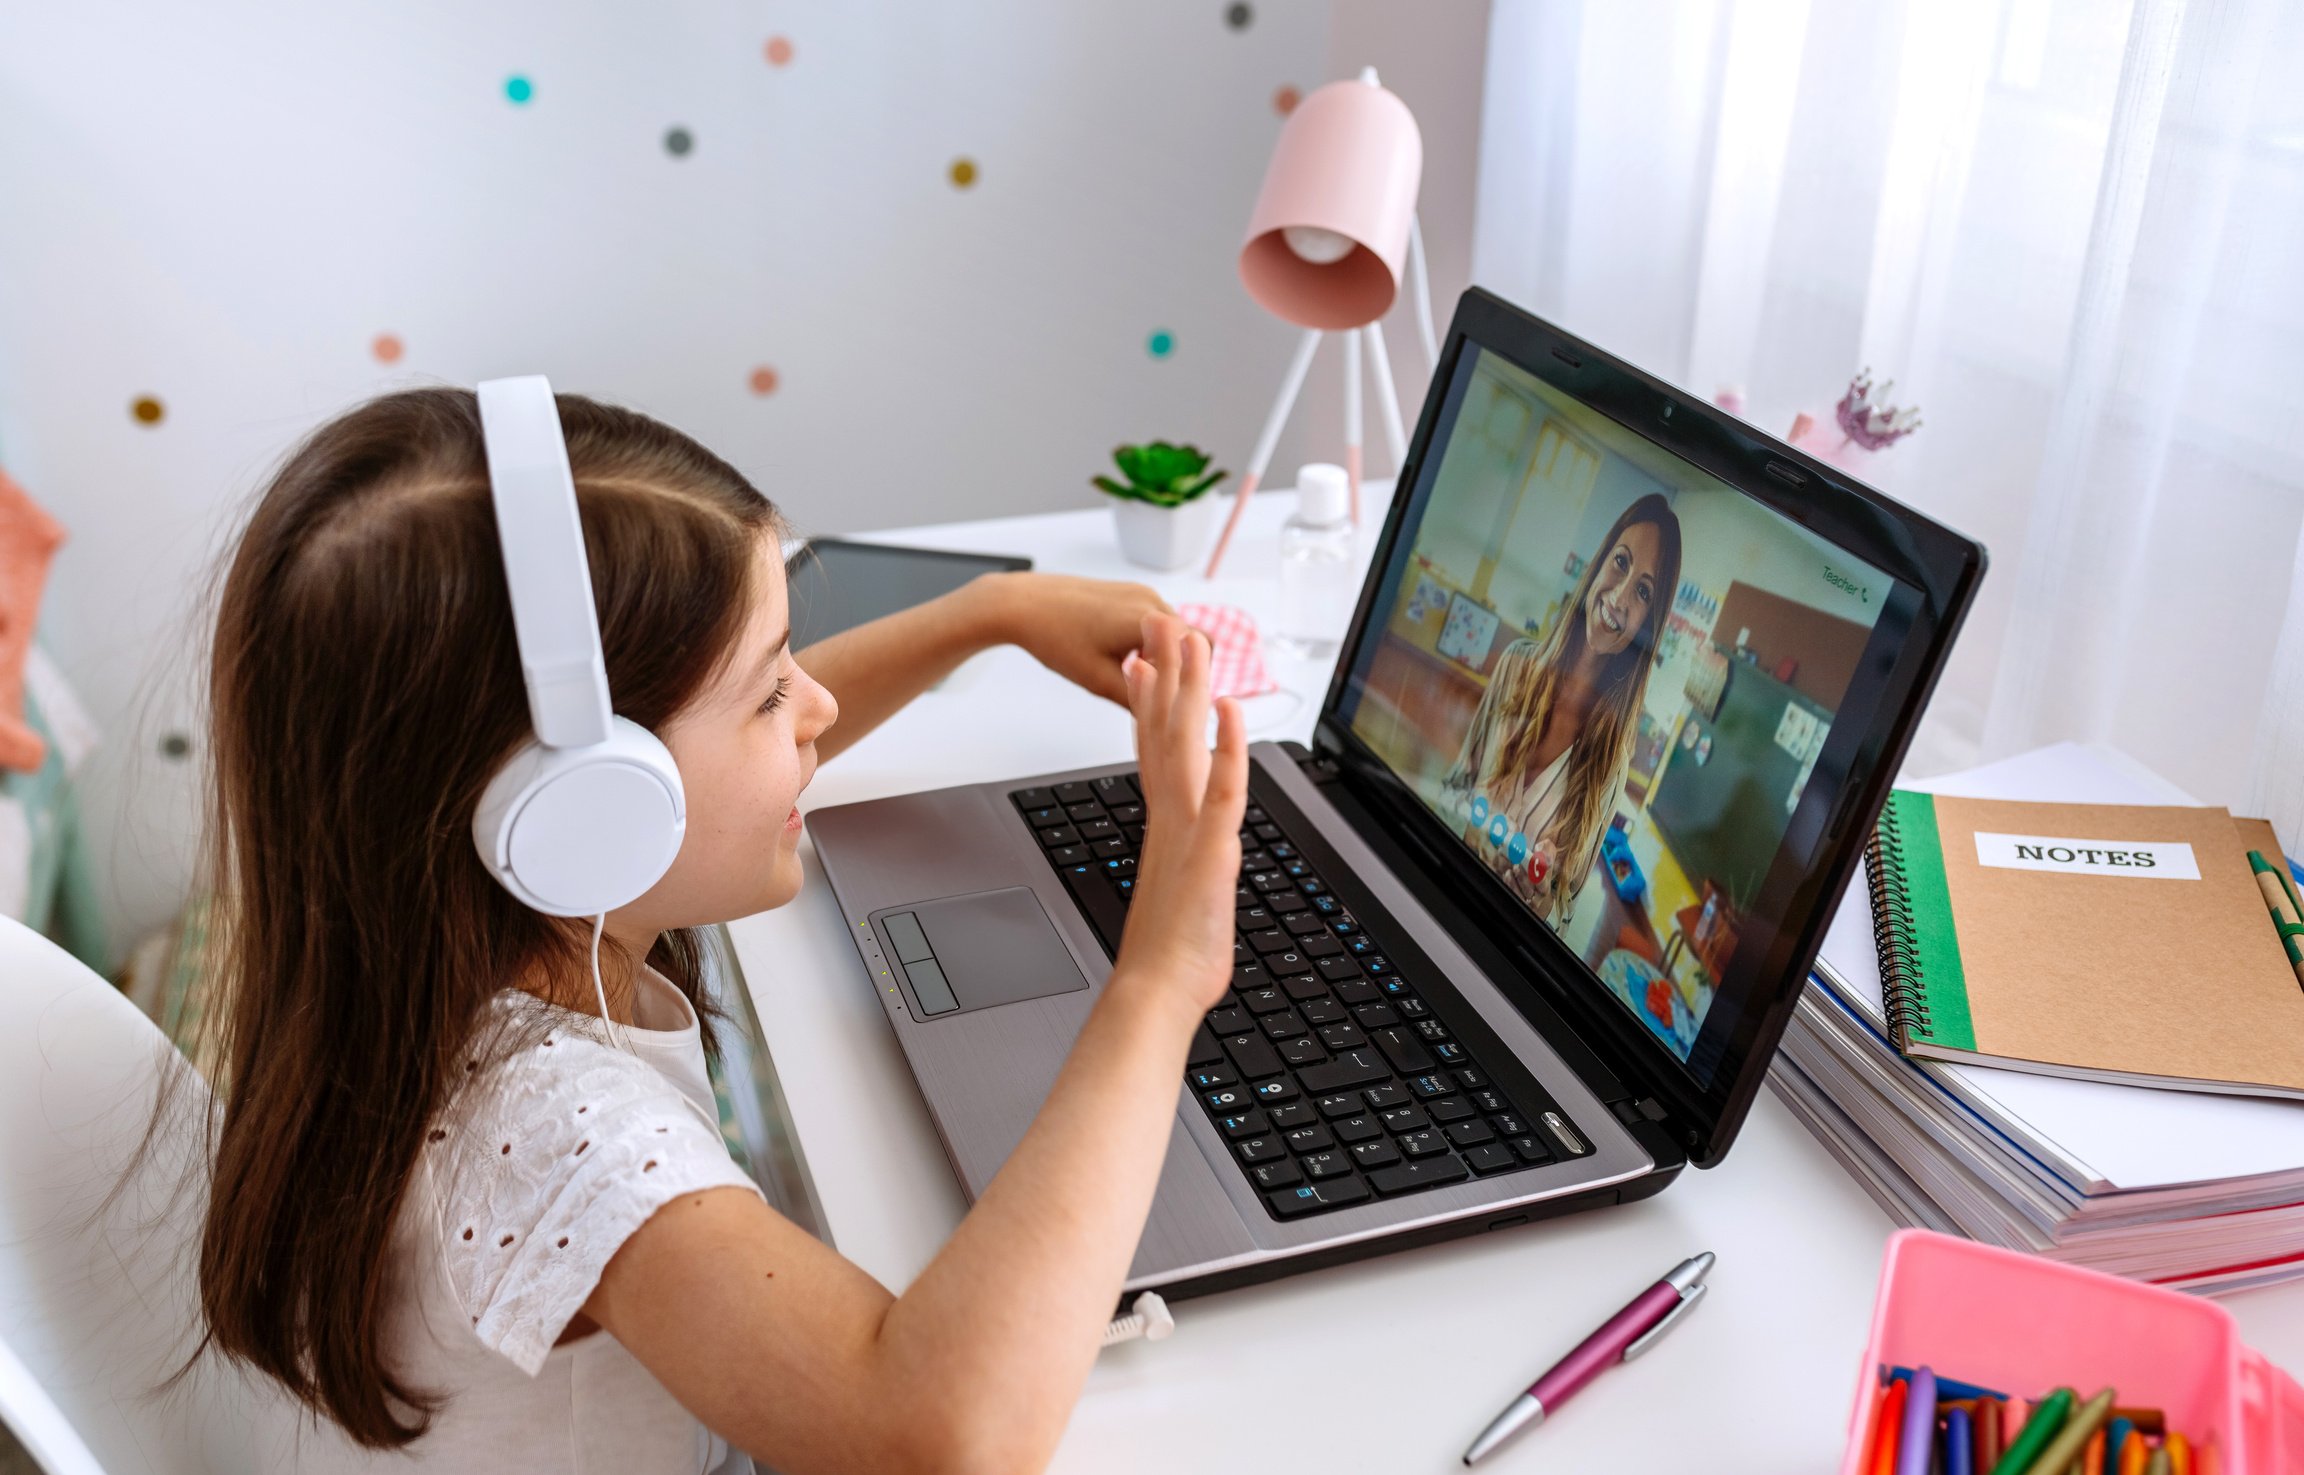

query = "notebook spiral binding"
[1865,800,1932,1050]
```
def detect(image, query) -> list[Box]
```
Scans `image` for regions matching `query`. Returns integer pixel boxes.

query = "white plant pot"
[1110,495,1220,572]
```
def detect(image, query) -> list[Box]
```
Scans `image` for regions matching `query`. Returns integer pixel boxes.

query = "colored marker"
[2106,1416,2134,1473]
[2081,1427,2107,1475]
[2248,850,2304,988]
[2119,1432,2150,1475]
[2016,1387,2115,1475]
[1944,1407,1974,1475]
[2146,1446,2172,1475]
[2165,1432,2192,1475]
[1871,1379,1910,1475]
[1890,1367,2010,1402]
[1990,1387,2074,1475]
[1974,1397,2002,1468]
[1896,1367,1938,1475]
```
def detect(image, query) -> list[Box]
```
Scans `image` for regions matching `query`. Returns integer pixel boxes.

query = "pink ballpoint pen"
[1462,1252,1714,1465]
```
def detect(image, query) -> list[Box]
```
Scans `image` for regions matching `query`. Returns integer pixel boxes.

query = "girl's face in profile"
[629,534,839,930]
[1584,522,1663,659]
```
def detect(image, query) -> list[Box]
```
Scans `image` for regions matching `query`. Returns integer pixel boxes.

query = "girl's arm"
[583,615,1244,1475]
[797,571,1171,761]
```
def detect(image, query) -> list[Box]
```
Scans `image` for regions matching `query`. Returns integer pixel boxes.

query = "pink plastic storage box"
[1840,1231,2304,1474]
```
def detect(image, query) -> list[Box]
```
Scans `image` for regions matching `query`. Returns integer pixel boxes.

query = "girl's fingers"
[1204,697,1247,813]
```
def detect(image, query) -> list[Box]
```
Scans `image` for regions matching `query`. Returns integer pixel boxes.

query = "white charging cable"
[1099,1291,1175,1348]
[588,912,631,1051]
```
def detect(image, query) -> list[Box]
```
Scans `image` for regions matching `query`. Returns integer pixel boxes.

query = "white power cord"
[588,912,631,1052]
[1099,1291,1175,1348]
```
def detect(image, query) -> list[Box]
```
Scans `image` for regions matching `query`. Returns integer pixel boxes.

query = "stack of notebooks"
[1771,742,2304,1294]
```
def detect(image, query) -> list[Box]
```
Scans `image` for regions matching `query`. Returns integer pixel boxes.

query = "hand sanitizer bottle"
[1275,463,1355,659]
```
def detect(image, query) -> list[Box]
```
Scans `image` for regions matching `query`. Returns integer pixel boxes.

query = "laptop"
[807,288,1984,1304]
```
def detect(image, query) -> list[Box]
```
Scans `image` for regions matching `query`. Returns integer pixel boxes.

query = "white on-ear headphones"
[471,376,687,918]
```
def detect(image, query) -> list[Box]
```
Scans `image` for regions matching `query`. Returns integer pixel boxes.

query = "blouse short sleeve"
[424,1030,763,1375]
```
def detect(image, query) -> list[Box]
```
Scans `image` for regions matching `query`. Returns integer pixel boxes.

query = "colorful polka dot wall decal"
[764,35,794,67]
[1146,329,1175,359]
[1273,85,1300,116]
[131,395,164,426]
[371,332,404,364]
[1225,3,1253,30]
[749,366,780,396]
[504,74,534,105]
[948,157,978,189]
[664,126,694,157]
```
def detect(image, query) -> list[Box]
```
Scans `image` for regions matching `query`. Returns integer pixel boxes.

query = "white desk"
[727,489,2304,1474]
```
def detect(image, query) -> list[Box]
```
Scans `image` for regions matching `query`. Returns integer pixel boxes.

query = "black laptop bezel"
[1310,288,1985,1169]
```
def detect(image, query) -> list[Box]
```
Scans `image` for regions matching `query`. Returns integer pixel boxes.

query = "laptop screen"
[1332,342,1904,1084]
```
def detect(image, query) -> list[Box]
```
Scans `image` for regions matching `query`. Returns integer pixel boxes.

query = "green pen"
[1988,1387,2074,1475]
[2248,851,2304,987]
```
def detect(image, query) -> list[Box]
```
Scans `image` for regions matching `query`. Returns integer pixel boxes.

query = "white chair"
[0,915,342,1472]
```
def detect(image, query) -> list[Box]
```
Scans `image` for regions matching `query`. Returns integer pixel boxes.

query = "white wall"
[0,1,1493,959]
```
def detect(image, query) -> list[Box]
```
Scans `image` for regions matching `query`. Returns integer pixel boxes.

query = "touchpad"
[871,887,1090,1020]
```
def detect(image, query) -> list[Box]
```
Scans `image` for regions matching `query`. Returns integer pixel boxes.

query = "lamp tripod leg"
[1344,328,1364,528]
[1366,321,1409,485]
[1205,327,1322,578]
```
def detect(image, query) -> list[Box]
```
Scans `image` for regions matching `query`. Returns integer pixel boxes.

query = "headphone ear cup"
[473,718,686,917]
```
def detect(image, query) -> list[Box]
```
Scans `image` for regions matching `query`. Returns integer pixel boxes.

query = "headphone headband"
[476,376,613,749]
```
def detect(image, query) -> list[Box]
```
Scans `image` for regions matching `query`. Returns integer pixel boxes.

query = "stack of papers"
[1769,743,2304,1294]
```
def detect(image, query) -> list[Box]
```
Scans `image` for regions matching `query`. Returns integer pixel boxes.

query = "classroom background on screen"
[1349,349,1890,1061]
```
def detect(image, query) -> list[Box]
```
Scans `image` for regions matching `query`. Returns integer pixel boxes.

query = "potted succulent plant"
[1093,441,1229,571]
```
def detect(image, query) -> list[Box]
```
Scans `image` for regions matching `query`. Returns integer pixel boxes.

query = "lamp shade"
[1238,73,1422,330]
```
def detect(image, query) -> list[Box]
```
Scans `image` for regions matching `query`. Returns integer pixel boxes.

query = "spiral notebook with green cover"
[1863,789,2304,1100]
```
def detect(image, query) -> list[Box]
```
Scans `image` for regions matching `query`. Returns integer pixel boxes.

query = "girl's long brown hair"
[191,387,777,1446]
[1449,493,1682,906]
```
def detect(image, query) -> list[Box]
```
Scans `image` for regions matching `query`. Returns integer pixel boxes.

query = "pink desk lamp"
[1204,66,1435,577]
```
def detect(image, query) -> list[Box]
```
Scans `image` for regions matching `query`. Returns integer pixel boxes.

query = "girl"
[194,387,1247,1473]
[1442,493,1682,925]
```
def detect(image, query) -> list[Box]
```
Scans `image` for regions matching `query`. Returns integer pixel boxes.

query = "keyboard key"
[1395,996,1430,1019]
[1490,1113,1529,1138]
[1315,1091,1363,1120]
[1024,805,1064,827]
[1454,1068,1491,1091]
[1298,1149,1353,1180]
[1254,822,1284,842]
[1078,819,1118,842]
[1350,1003,1400,1029]
[1508,1135,1555,1164]
[1049,844,1089,866]
[1269,889,1310,914]
[1268,1101,1318,1130]
[1332,1114,1384,1144]
[1315,956,1363,982]
[1267,1176,1371,1217]
[1244,807,1268,824]
[1363,955,1391,974]
[1277,1036,1327,1067]
[1432,1043,1470,1066]
[1296,1048,1389,1093]
[1222,1032,1284,1080]
[1247,930,1293,955]
[1370,1026,1436,1075]
[1240,850,1275,873]
[1038,825,1080,848]
[1471,1089,1512,1115]
[1303,934,1346,958]
[1189,1064,1239,1090]
[1445,1118,1496,1148]
[1091,837,1130,858]
[1334,979,1381,1006]
[1231,962,1270,992]
[1377,1104,1429,1133]
[1298,876,1328,896]
[1407,1073,1452,1099]
[1260,1010,1307,1040]
[1283,1123,1334,1154]
[1202,1086,1253,1112]
[1091,773,1138,803]
[1235,1135,1286,1164]
[1462,1143,1519,1175]
[1216,1109,1270,1139]
[1206,1004,1251,1035]
[1298,996,1347,1025]
[1250,871,1293,894]
[1251,1158,1302,1190]
[1347,936,1376,955]
[1396,1129,1449,1159]
[1109,802,1144,825]
[1269,842,1296,859]
[1188,1025,1223,1068]
[1236,905,1275,931]
[1315,897,1344,917]
[1066,801,1103,822]
[1239,987,1289,1015]
[1380,979,1415,1000]
[1349,1137,1402,1169]
[1011,787,1055,809]
[1414,1018,1452,1044]
[1251,1077,1301,1105]
[1364,1083,1410,1110]
[1054,781,1095,804]
[1367,1154,1470,1195]
[1266,948,1308,974]
[1283,911,1326,936]
[1316,1024,1367,1052]
[1283,859,1311,877]
[1427,1096,1475,1124]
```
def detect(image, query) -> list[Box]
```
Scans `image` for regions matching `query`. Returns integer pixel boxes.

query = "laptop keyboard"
[1011,774,1592,1221]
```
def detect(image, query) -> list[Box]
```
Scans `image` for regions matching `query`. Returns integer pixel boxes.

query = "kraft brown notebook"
[1862,791,2304,1099]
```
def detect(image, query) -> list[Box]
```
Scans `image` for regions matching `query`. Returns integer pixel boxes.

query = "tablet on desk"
[785,538,1031,650]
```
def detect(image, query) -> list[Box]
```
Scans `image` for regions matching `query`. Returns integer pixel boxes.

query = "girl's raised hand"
[1111,613,1246,1019]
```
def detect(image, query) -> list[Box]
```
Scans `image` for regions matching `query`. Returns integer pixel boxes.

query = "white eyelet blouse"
[299,969,763,1473]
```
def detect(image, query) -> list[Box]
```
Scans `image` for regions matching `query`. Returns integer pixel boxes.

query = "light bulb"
[1282,225,1354,265]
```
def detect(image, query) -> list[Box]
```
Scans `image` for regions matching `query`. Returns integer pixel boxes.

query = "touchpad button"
[874,887,1089,1018]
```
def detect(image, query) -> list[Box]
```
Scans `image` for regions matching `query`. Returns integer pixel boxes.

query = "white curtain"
[1473,0,2304,810]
